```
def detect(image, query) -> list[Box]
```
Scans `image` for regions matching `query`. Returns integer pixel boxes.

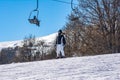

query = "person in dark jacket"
[56,29,66,58]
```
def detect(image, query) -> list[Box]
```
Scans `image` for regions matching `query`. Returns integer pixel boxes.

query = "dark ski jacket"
[56,34,66,45]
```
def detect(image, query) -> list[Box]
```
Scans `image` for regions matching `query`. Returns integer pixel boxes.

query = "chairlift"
[71,0,79,21]
[70,16,79,21]
[28,0,40,27]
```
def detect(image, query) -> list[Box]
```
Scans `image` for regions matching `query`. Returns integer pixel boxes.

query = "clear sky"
[0,0,72,42]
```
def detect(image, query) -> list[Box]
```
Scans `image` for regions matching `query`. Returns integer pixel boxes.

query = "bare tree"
[36,40,46,60]
[78,0,120,53]
[64,0,120,56]
[21,34,36,61]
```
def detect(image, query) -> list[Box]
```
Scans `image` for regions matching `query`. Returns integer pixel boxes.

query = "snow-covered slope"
[0,53,120,80]
[36,33,57,43]
[0,40,22,50]
[0,33,57,50]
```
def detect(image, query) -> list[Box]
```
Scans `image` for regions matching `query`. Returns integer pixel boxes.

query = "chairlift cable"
[71,0,75,11]
[35,0,39,11]
[71,0,78,13]
[52,0,71,4]
[52,0,77,5]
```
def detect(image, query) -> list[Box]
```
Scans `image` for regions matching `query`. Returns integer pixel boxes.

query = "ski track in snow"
[0,53,120,80]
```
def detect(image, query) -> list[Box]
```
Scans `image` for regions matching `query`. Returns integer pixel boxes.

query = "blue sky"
[0,0,72,42]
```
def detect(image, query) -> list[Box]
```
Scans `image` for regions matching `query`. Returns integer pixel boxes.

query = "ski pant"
[56,44,65,57]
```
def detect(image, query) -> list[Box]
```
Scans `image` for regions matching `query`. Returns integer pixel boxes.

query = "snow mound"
[0,53,120,80]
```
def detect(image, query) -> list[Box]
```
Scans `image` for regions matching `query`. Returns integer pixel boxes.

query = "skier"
[55,29,66,58]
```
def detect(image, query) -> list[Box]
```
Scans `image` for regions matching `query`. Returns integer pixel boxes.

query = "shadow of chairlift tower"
[28,0,40,27]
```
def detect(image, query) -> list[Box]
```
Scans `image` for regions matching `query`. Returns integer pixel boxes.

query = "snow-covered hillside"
[0,53,120,80]
[0,33,57,50]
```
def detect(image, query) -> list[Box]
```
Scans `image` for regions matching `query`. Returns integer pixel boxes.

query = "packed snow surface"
[0,53,120,80]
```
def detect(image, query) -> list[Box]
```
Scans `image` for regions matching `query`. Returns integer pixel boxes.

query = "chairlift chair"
[28,0,40,27]
[28,9,40,26]
[71,0,79,21]
[70,16,79,21]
